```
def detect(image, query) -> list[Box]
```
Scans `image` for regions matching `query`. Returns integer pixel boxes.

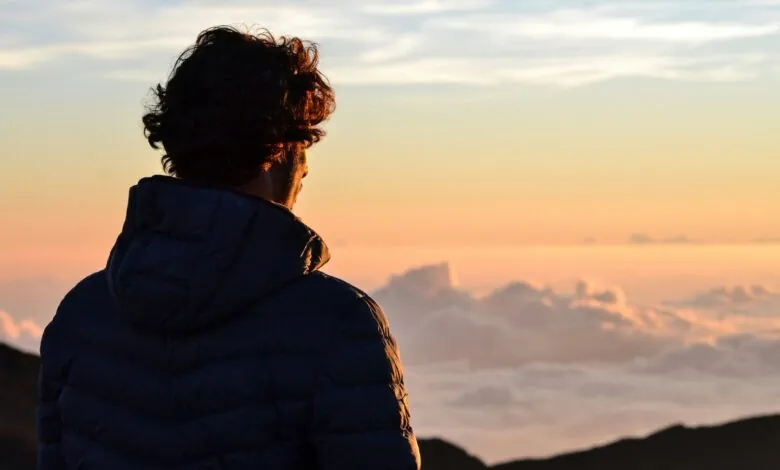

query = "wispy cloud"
[358,34,424,63]
[430,10,780,43]
[1,0,779,87]
[629,233,704,245]
[329,53,767,87]
[360,0,490,15]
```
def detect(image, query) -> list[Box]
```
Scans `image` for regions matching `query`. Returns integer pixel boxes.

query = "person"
[37,25,421,470]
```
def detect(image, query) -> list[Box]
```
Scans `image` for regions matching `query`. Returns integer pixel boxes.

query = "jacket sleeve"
[37,322,67,470]
[310,295,421,470]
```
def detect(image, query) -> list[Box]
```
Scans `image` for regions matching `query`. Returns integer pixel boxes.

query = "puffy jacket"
[37,175,421,470]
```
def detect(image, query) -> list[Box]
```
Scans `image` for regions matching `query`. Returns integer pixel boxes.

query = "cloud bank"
[0,278,70,353]
[1,0,779,86]
[372,263,780,462]
[0,309,42,353]
[376,263,780,368]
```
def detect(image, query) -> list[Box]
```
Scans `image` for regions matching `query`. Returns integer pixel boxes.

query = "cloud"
[450,385,523,407]
[634,334,780,377]
[664,285,780,327]
[375,263,738,367]
[327,54,760,87]
[358,34,424,63]
[0,0,778,87]
[0,277,66,352]
[407,348,780,462]
[361,0,489,15]
[363,263,780,461]
[754,237,780,243]
[629,233,702,244]
[0,38,188,69]
[669,285,775,308]
[378,264,780,367]
[429,10,780,43]
[0,2,389,69]
[0,309,42,353]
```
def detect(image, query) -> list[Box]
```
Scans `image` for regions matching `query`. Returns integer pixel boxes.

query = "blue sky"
[3,0,780,87]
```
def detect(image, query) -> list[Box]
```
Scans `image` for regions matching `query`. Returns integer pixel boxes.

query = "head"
[142,25,336,209]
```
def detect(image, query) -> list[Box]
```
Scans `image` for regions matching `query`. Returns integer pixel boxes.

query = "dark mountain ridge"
[2,342,780,469]
[0,343,38,470]
[422,414,780,470]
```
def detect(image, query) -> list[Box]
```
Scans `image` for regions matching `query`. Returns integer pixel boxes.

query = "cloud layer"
[2,0,780,86]
[376,263,780,368]
[0,309,42,353]
[0,278,71,353]
[373,263,780,462]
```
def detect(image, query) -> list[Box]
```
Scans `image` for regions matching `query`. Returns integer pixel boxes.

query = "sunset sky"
[1,0,780,280]
[5,2,780,460]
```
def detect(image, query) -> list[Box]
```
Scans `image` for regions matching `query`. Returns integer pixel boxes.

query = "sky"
[2,0,780,461]
[2,0,780,277]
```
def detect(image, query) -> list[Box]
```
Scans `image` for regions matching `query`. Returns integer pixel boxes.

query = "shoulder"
[60,271,109,308]
[54,271,109,320]
[304,274,405,390]
[293,271,390,335]
[43,271,109,345]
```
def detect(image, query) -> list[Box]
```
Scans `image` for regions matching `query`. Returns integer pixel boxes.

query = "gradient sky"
[1,0,780,279]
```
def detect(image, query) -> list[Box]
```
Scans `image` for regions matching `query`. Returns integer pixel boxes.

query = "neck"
[235,173,292,209]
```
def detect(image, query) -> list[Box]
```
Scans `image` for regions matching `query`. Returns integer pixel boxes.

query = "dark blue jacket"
[37,176,421,470]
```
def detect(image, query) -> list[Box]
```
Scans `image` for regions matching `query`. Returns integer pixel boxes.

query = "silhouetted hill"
[0,343,38,438]
[0,433,35,470]
[417,414,780,469]
[491,413,780,469]
[3,341,780,469]
[417,438,488,469]
[0,343,38,470]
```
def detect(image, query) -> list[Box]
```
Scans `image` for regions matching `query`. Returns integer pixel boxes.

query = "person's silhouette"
[37,26,420,470]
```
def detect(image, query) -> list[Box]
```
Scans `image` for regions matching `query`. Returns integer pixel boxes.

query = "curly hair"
[142,25,336,186]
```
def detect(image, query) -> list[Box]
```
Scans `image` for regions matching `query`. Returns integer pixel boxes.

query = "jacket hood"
[106,175,330,333]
